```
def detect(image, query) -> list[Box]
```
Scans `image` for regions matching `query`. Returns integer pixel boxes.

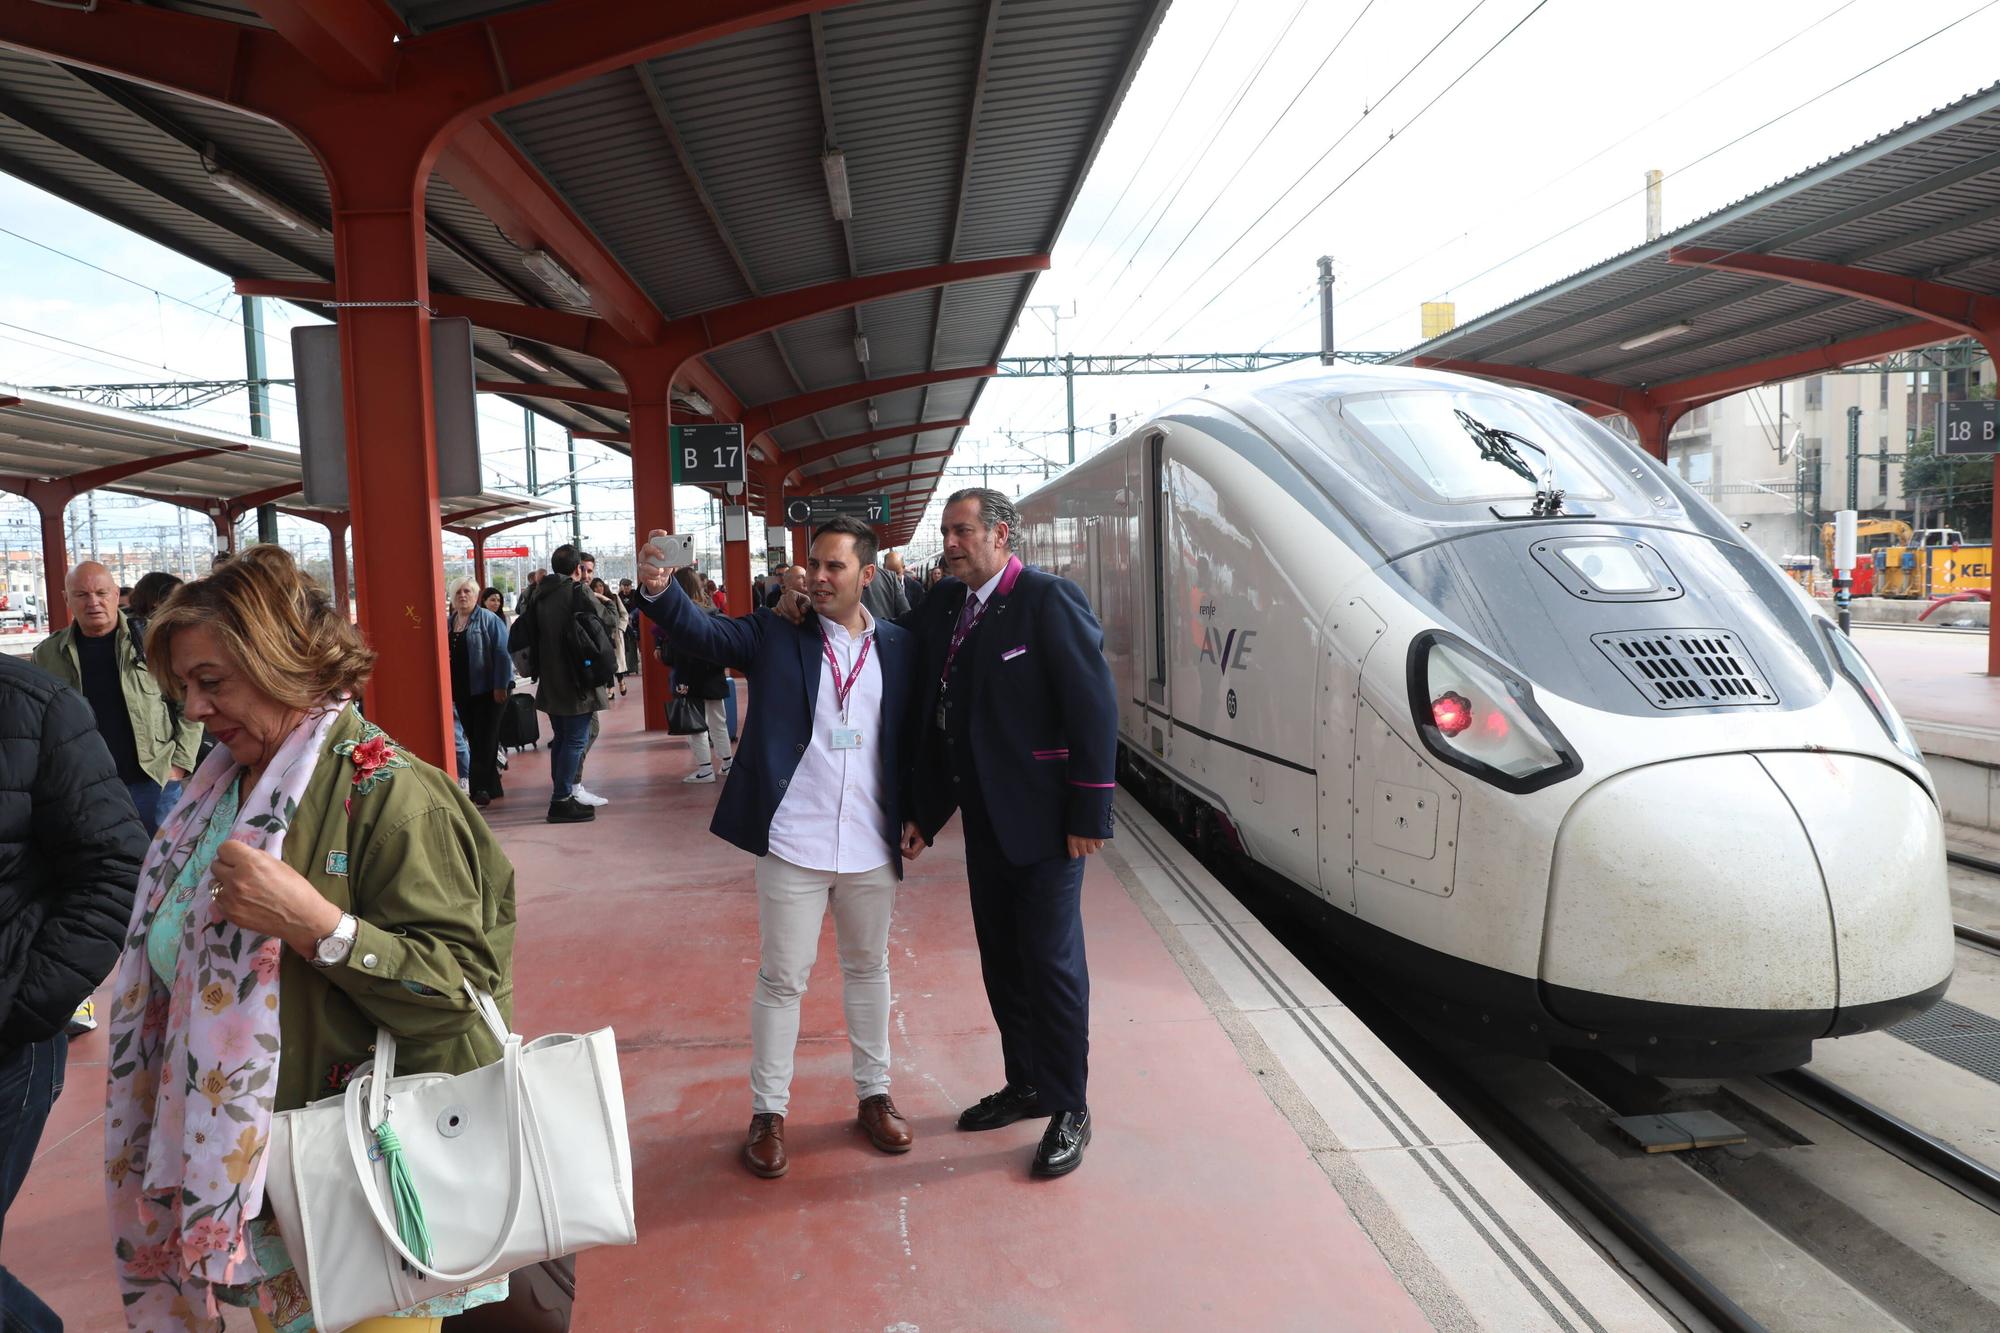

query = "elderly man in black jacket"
[0,653,146,1328]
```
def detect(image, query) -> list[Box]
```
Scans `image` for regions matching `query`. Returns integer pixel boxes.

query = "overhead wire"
[1153,0,1552,347]
[1338,0,2000,350]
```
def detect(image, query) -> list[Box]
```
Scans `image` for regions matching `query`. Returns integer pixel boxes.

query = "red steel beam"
[1645,320,1965,406]
[1668,248,2000,338]
[475,379,628,411]
[744,366,999,438]
[797,452,951,491]
[246,0,403,88]
[779,419,972,477]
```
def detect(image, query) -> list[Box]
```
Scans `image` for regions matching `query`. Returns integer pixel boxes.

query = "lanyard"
[820,628,873,722]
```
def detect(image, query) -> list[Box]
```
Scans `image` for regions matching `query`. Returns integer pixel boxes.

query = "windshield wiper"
[1454,409,1565,516]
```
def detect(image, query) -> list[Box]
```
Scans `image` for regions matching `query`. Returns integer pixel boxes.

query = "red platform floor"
[6,692,1429,1331]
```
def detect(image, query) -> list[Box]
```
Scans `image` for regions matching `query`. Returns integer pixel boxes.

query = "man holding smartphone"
[634,518,920,1179]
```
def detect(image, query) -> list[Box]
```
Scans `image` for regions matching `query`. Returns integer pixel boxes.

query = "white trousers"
[750,853,897,1115]
[688,696,733,769]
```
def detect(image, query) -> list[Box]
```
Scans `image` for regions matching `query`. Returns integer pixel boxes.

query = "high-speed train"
[1015,367,1952,1074]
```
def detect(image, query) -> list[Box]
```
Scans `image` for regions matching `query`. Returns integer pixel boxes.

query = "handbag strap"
[345,983,528,1282]
[344,1034,529,1282]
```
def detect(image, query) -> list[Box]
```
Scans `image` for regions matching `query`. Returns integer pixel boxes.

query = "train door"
[1142,430,1171,759]
[1085,520,1106,620]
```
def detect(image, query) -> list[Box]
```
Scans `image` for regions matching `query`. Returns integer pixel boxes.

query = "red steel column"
[470,534,489,592]
[723,501,752,619]
[34,497,66,632]
[792,525,810,564]
[323,142,452,764]
[628,383,675,731]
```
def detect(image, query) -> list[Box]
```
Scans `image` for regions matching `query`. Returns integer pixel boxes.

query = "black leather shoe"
[1032,1108,1091,1177]
[956,1084,1045,1132]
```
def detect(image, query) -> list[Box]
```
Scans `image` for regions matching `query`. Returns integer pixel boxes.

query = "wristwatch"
[312,913,359,969]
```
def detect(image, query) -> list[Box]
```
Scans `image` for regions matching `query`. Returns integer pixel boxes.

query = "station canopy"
[1394,80,2000,455]
[0,0,1170,546]
[0,384,555,534]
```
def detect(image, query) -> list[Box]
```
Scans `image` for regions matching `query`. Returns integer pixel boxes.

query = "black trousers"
[457,692,505,799]
[961,795,1091,1112]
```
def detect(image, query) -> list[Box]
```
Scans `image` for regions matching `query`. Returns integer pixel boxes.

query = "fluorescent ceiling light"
[521,249,591,306]
[505,339,552,374]
[1617,322,1693,352]
[853,335,870,364]
[866,405,879,426]
[201,155,328,237]
[821,148,853,222]
[680,390,714,417]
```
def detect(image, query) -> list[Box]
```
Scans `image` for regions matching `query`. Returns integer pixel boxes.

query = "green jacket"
[31,612,201,784]
[271,706,517,1113]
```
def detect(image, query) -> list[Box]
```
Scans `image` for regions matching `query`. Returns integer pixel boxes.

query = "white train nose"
[1538,751,1951,1038]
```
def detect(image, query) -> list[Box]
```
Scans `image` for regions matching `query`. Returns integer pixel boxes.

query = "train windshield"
[1338,391,1612,504]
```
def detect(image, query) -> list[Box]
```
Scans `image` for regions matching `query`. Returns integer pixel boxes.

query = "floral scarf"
[104,702,345,1330]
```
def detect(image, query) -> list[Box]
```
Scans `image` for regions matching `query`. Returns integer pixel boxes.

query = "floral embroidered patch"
[331,722,409,796]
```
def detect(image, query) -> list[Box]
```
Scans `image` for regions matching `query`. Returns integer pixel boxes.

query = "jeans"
[125,777,183,838]
[548,712,591,799]
[750,854,898,1116]
[0,1034,67,1332]
[452,705,471,781]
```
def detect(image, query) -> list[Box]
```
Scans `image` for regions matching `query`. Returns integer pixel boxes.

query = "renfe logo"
[1197,626,1256,671]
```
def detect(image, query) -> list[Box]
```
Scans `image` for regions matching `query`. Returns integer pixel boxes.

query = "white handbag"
[263,985,636,1333]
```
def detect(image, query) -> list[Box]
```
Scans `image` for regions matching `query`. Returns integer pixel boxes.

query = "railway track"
[1126,778,2000,1331]
[1948,851,2000,952]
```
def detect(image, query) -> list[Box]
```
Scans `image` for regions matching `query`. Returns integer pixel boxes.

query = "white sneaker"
[457,776,471,794]
[67,997,97,1036]
[571,784,609,807]
[720,759,733,777]
[682,768,716,784]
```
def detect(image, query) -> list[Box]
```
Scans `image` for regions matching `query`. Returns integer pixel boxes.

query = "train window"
[1148,433,1167,691]
[1341,391,1610,504]
[1557,543,1652,593]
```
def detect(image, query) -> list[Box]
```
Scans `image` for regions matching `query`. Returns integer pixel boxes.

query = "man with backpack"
[510,544,614,823]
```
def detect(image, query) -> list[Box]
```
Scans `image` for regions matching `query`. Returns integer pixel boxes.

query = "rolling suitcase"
[500,692,542,750]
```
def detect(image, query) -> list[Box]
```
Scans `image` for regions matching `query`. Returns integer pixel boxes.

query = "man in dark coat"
[900,488,1117,1178]
[0,654,146,1325]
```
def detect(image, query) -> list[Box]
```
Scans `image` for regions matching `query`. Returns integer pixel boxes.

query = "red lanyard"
[820,628,873,721]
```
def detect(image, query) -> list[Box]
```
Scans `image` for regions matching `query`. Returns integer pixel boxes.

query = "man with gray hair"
[898,486,1119,1177]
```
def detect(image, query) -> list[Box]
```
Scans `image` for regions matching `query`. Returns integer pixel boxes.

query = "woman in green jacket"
[100,546,517,1333]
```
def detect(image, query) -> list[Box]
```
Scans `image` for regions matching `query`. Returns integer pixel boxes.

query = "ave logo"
[1197,626,1257,672]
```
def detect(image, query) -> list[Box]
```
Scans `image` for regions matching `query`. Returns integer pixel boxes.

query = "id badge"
[831,726,863,751]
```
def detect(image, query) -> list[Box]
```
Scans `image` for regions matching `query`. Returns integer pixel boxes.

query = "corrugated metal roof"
[1396,80,2000,396]
[0,0,1174,532]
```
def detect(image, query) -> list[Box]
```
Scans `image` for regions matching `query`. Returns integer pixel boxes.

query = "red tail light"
[1431,690,1472,736]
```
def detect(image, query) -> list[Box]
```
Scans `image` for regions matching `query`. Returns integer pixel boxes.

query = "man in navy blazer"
[902,487,1118,1178]
[634,516,918,1180]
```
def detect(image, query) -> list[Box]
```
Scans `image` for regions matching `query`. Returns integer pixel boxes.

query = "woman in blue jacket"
[448,575,514,805]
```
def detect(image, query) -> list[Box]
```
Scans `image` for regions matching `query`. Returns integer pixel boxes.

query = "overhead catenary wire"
[1339,0,2000,350]
[1153,0,1553,348]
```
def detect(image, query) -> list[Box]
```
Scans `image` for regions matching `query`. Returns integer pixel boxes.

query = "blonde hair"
[449,575,481,602]
[145,544,375,706]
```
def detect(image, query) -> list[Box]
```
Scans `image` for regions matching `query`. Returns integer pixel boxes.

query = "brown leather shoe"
[744,1112,787,1178]
[857,1093,913,1154]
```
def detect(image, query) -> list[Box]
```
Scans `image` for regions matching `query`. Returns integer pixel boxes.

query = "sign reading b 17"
[671,424,747,485]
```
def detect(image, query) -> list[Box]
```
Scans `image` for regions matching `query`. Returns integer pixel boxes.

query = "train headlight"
[1408,632,1582,793]
[1818,622,1923,763]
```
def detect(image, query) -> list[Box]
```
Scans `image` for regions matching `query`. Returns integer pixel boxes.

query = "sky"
[3,0,1997,575]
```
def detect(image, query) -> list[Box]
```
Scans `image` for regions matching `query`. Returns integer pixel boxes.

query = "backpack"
[507,591,541,678]
[562,587,618,690]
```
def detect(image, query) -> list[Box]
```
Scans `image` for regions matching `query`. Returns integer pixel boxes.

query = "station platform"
[1853,626,2000,833]
[0,691,1673,1331]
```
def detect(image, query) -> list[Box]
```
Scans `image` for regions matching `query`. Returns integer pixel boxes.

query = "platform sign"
[783,494,890,525]
[1937,400,2000,456]
[462,545,531,560]
[671,424,747,485]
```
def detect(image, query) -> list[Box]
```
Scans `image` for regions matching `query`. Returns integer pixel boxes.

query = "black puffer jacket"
[0,653,147,1050]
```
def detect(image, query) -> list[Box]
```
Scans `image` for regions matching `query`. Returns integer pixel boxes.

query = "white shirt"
[968,563,1008,612]
[767,605,892,874]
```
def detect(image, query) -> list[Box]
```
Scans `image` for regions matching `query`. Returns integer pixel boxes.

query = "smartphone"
[644,532,695,570]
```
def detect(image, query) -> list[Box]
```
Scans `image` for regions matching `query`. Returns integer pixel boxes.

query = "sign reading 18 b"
[670,423,748,485]
[1938,400,2000,457]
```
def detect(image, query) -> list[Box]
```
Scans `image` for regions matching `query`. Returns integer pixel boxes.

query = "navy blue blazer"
[636,580,915,873]
[903,560,1118,866]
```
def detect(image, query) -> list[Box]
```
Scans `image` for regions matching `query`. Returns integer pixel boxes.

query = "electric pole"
[1318,256,1336,364]
[243,295,279,544]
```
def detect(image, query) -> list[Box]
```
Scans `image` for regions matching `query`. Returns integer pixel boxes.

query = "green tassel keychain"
[374,1121,434,1270]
